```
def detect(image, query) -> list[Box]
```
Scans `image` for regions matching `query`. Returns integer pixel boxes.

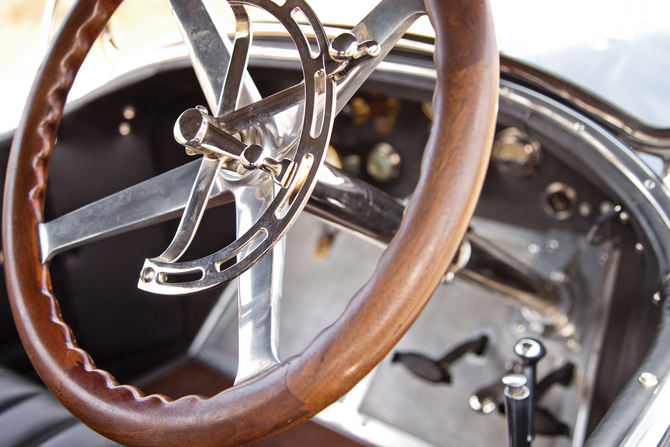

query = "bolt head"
[639,372,658,387]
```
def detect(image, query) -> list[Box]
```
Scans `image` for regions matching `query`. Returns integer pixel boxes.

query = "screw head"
[546,239,559,253]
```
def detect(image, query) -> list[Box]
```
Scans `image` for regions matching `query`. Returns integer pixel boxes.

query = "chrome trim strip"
[620,371,670,447]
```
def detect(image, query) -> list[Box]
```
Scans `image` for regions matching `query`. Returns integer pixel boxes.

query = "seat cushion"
[0,368,121,447]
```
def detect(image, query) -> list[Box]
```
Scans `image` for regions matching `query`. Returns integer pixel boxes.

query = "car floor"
[141,360,367,447]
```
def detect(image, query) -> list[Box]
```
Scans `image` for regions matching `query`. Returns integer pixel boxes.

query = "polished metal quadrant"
[138,0,337,295]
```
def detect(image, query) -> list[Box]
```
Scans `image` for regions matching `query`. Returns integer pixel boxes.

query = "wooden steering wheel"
[3,0,497,445]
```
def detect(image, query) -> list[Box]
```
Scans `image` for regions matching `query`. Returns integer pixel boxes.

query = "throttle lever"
[392,335,488,384]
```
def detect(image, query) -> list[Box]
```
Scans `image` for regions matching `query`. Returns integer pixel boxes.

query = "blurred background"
[1,0,670,135]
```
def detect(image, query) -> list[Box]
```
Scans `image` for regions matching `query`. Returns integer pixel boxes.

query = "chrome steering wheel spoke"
[231,173,284,384]
[155,156,226,263]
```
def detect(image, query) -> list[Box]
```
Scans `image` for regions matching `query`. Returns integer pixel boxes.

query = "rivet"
[566,338,580,351]
[141,267,155,283]
[599,201,613,214]
[528,243,541,254]
[119,122,131,136]
[639,372,658,387]
[653,292,662,307]
[644,179,656,190]
[529,320,544,334]
[597,252,609,265]
[619,211,630,224]
[123,106,136,120]
[550,271,567,283]
[635,243,644,253]
[578,202,592,217]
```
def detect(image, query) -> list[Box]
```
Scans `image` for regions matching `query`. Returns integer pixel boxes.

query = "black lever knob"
[393,335,488,384]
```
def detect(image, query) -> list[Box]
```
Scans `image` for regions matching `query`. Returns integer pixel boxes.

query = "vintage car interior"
[2,0,670,446]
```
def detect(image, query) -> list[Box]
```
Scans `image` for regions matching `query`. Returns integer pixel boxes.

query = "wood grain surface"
[3,0,498,445]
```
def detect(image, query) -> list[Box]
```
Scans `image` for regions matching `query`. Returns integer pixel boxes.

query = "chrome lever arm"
[138,0,335,298]
[218,4,252,116]
[149,3,255,265]
[154,156,225,263]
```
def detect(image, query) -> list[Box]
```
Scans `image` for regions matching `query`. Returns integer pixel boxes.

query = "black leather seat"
[0,367,121,447]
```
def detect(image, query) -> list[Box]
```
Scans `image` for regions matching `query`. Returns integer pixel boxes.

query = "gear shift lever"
[514,338,546,442]
[503,373,531,447]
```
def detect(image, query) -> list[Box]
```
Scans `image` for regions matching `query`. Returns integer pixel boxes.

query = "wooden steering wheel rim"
[2,0,498,446]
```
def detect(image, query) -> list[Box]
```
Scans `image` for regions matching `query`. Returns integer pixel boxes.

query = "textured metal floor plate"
[195,214,613,447]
